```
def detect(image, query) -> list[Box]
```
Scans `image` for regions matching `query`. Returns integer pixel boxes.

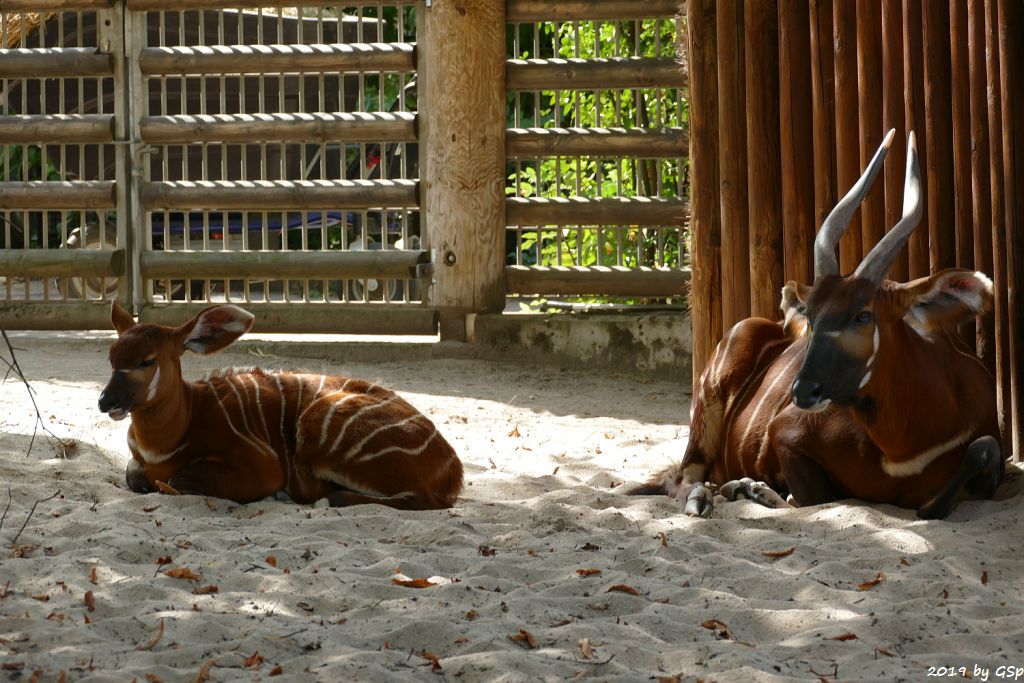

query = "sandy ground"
[1,331,1023,682]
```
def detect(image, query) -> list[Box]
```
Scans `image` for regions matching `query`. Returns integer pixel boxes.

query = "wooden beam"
[949,1,974,272]
[507,0,680,22]
[903,0,930,278]
[141,112,416,144]
[506,127,687,158]
[127,0,414,8]
[506,57,686,91]
[0,1,111,9]
[857,0,885,258]
[834,0,861,271]
[881,0,908,281]
[0,114,114,144]
[0,48,114,79]
[505,265,689,297]
[141,250,427,281]
[142,179,418,210]
[809,0,837,278]
[716,0,750,326]
[139,303,437,336]
[687,0,722,387]
[778,0,814,286]
[506,197,688,226]
[0,303,118,331]
[138,43,415,76]
[0,181,116,209]
[0,249,124,279]
[745,0,782,319]
[922,0,956,272]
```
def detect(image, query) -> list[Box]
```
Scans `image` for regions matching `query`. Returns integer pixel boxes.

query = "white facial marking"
[145,366,161,402]
[858,370,873,389]
[882,428,974,478]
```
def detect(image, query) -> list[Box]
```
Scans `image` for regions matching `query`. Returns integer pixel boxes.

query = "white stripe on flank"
[881,428,975,478]
[225,374,262,446]
[145,367,161,402]
[343,412,423,462]
[317,379,355,447]
[250,375,271,442]
[210,382,275,459]
[354,428,439,464]
[329,395,401,454]
[273,375,288,445]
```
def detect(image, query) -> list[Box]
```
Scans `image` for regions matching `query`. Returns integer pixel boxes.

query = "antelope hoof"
[670,483,714,517]
[125,458,155,494]
[720,478,790,509]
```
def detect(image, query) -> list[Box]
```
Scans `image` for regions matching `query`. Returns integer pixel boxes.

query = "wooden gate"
[685,0,1024,459]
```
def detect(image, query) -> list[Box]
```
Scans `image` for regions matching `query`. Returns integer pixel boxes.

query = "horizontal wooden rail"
[139,42,415,76]
[507,57,686,91]
[0,114,114,144]
[141,112,417,144]
[1,0,111,9]
[0,302,119,331]
[139,302,437,335]
[0,48,115,79]
[506,265,690,297]
[0,248,124,278]
[507,0,681,22]
[0,181,116,209]
[141,249,427,280]
[127,0,414,9]
[142,179,418,210]
[507,126,687,158]
[507,196,688,226]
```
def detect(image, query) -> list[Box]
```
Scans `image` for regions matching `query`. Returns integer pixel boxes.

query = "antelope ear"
[780,280,812,336]
[111,301,136,335]
[177,305,255,355]
[899,268,994,334]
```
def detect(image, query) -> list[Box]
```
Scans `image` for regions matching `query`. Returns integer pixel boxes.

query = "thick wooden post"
[420,0,506,340]
[745,0,783,319]
[902,0,929,279]
[778,0,814,286]
[809,0,837,268]
[716,0,750,328]
[949,1,974,272]
[834,0,861,271]
[922,0,956,272]
[881,0,907,282]
[856,0,885,257]
[687,0,723,387]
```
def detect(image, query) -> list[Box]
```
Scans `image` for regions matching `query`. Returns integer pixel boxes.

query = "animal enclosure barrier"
[0,0,690,339]
[684,0,1024,460]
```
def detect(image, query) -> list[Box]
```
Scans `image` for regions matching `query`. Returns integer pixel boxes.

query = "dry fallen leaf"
[465,609,479,620]
[84,591,95,612]
[392,577,437,589]
[478,545,497,557]
[876,648,897,657]
[658,532,668,547]
[419,651,442,672]
[242,652,264,670]
[144,674,164,683]
[142,504,161,513]
[12,545,37,559]
[265,556,278,568]
[269,665,283,676]
[165,567,201,581]
[155,481,180,496]
[857,572,886,591]
[981,570,989,585]
[656,676,683,683]
[194,659,216,683]
[508,629,537,649]
[580,542,600,552]
[701,619,734,640]
[576,568,602,577]
[578,638,595,660]
[135,619,165,651]
[31,594,49,602]
[508,424,521,438]
[194,585,218,595]
[761,547,796,559]
[827,632,859,641]
[606,584,640,596]
[155,555,173,566]
[89,567,99,585]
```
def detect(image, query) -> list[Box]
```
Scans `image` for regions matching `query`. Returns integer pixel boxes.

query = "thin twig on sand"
[9,489,61,547]
[1,330,75,456]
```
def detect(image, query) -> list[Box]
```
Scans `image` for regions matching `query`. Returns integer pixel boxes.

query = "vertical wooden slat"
[968,0,995,375]
[985,0,1012,455]
[745,0,783,318]
[922,0,955,273]
[997,0,1024,461]
[809,0,837,273]
[902,0,929,278]
[949,1,974,272]
[856,0,885,257]
[687,0,722,387]
[881,0,907,282]
[833,0,861,272]
[716,0,750,328]
[777,0,814,286]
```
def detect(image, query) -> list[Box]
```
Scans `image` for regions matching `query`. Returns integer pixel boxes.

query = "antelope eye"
[139,357,156,369]
[854,311,874,325]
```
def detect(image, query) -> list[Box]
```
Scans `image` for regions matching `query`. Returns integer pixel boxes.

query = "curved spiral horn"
[813,128,895,280]
[853,131,922,284]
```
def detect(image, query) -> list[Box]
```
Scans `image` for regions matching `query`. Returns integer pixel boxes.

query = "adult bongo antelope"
[631,130,1003,519]
[98,303,463,510]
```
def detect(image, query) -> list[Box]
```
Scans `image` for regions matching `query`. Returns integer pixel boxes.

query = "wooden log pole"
[881,0,908,282]
[0,48,113,79]
[0,181,116,209]
[997,0,1024,460]
[777,0,814,287]
[504,266,690,298]
[949,2,974,272]
[506,197,688,226]
[746,0,783,318]
[902,0,930,278]
[809,0,837,276]
[507,0,680,22]
[716,0,750,326]
[138,43,415,77]
[0,114,114,144]
[967,0,995,373]
[506,57,686,91]
[985,0,1012,454]
[505,127,688,158]
[420,0,506,341]
[856,0,885,258]
[140,112,417,145]
[922,0,956,272]
[686,0,722,386]
[834,0,862,271]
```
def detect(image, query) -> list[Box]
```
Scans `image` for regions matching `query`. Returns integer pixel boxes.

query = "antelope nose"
[98,390,116,413]
[791,378,823,409]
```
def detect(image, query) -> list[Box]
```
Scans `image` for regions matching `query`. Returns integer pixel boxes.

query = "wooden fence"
[686,0,1024,460]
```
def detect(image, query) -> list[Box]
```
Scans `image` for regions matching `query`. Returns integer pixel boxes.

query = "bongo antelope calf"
[631,130,1002,519]
[98,303,463,510]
